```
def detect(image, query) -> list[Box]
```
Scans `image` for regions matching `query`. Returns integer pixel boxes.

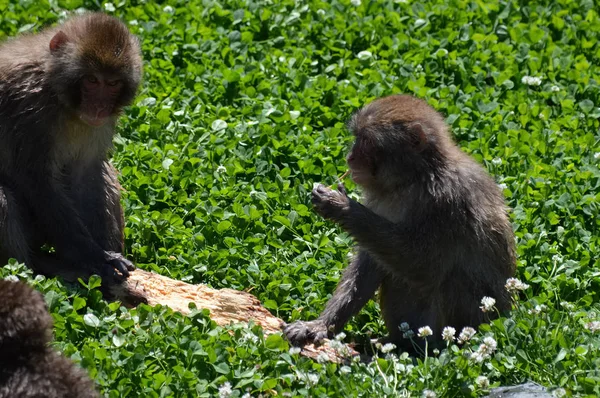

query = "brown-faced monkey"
[284,95,516,350]
[0,280,98,397]
[0,13,142,282]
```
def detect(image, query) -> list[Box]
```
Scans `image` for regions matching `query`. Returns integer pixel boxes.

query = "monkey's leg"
[284,251,384,346]
[379,280,441,353]
[0,185,34,266]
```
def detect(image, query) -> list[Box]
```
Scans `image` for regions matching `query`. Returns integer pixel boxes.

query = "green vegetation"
[1,0,600,396]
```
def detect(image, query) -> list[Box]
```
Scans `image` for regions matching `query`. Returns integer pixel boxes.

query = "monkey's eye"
[84,75,99,84]
[106,79,121,87]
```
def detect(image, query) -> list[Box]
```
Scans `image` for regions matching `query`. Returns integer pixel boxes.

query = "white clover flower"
[550,85,560,92]
[552,388,567,398]
[482,336,497,352]
[242,394,251,398]
[476,376,490,389]
[104,2,116,11]
[331,340,352,356]
[480,296,496,312]
[289,347,301,355]
[403,330,415,339]
[340,365,351,374]
[521,76,542,86]
[307,373,319,385]
[350,0,361,6]
[4,275,18,282]
[491,157,502,166]
[539,113,545,119]
[473,344,493,359]
[498,183,508,190]
[317,9,326,15]
[471,351,486,363]
[560,301,575,311]
[585,321,600,332]
[458,327,476,343]
[505,278,530,293]
[594,152,600,159]
[471,337,497,363]
[218,382,233,398]
[316,352,330,363]
[553,254,564,263]
[422,390,437,398]
[216,165,227,173]
[528,305,544,315]
[129,20,139,26]
[400,322,410,331]
[418,326,433,338]
[381,343,396,353]
[357,51,372,60]
[163,5,174,14]
[240,332,259,344]
[441,326,456,342]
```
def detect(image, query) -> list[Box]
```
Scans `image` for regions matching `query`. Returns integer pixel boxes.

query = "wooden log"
[107,268,357,362]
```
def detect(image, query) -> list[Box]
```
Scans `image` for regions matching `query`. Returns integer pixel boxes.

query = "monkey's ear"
[49,31,69,53]
[407,122,429,152]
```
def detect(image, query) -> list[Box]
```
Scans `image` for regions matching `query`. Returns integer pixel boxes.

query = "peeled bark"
[107,268,357,362]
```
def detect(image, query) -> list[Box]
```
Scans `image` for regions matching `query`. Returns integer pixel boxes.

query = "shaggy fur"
[0,280,98,397]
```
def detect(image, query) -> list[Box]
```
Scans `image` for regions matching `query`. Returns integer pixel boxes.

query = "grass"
[1,0,600,396]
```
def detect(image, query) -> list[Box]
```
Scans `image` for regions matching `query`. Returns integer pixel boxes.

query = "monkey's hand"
[284,319,330,346]
[312,183,351,222]
[99,251,135,281]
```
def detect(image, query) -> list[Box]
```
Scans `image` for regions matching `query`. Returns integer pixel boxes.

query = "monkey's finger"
[97,263,125,284]
[314,183,331,194]
[109,258,134,278]
[337,183,348,196]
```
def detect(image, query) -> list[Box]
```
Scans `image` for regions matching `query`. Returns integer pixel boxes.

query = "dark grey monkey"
[285,95,516,349]
[0,13,142,281]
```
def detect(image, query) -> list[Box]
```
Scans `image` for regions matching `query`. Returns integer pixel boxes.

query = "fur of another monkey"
[284,95,516,351]
[0,13,142,282]
[0,280,98,398]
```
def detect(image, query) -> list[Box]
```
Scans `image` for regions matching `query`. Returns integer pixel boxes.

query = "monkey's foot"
[311,183,350,221]
[284,319,330,346]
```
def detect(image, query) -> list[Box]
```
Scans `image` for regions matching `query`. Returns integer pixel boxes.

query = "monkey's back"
[422,151,515,325]
[370,146,515,335]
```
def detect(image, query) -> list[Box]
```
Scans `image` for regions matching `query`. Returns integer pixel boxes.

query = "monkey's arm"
[312,184,439,276]
[284,250,383,346]
[76,161,126,253]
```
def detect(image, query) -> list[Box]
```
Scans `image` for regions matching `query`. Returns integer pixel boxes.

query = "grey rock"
[485,381,553,398]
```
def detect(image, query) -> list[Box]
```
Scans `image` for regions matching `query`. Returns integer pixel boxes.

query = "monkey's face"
[76,73,127,126]
[46,14,143,127]
[346,136,380,187]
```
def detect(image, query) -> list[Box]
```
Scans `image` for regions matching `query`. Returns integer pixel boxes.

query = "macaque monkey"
[285,95,516,350]
[0,280,98,397]
[0,13,142,282]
